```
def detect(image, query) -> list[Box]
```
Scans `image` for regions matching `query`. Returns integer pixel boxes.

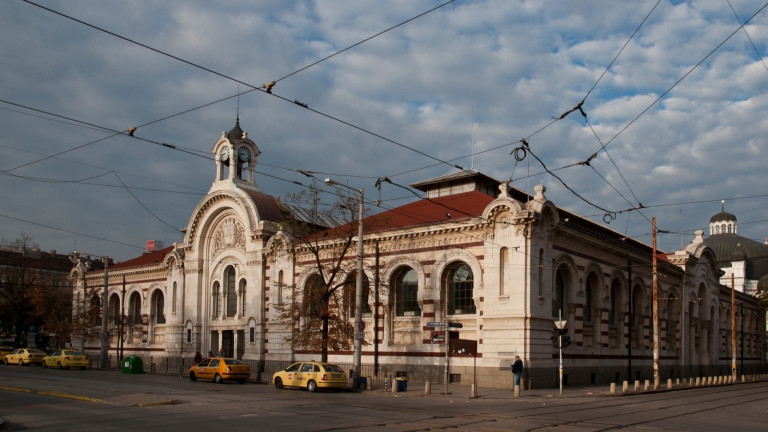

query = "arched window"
[109,294,121,327]
[129,292,141,324]
[212,281,220,318]
[304,274,324,320]
[225,266,237,318]
[584,274,600,323]
[344,271,370,319]
[499,247,508,296]
[537,249,544,298]
[609,280,620,325]
[446,263,475,315]
[239,279,246,316]
[152,290,165,324]
[553,268,566,318]
[172,281,177,313]
[393,267,419,317]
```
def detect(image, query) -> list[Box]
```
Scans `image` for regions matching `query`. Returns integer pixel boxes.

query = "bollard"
[667,378,673,389]
[675,378,680,387]
[622,381,628,392]
[610,382,616,394]
[513,384,520,397]
[742,375,745,383]
[695,377,700,386]
[644,380,650,391]
[425,381,431,395]
[634,380,640,391]
[470,384,477,398]
[391,377,397,393]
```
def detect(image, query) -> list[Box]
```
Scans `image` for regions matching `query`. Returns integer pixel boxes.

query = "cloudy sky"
[1,0,767,262]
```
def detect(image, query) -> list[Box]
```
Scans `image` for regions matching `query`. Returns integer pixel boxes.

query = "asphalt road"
[1,365,766,431]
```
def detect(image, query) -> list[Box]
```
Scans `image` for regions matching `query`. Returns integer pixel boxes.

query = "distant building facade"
[70,121,766,387]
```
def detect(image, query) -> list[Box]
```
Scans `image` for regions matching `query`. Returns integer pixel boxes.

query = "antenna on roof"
[236,85,240,122]
[471,106,475,170]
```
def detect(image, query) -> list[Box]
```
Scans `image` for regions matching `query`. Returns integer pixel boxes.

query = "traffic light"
[561,336,571,348]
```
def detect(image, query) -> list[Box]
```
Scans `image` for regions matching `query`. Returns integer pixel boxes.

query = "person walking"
[512,355,523,388]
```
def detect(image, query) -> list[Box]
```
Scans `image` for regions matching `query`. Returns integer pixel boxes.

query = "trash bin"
[122,356,144,374]
[396,377,407,392]
[359,376,368,389]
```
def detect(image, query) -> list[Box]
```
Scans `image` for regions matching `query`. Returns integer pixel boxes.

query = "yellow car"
[188,357,250,384]
[0,345,15,361]
[273,361,347,392]
[4,348,46,366]
[42,349,88,370]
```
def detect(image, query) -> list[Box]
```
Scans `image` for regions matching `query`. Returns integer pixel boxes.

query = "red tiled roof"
[368,190,494,231]
[315,190,495,240]
[111,246,174,270]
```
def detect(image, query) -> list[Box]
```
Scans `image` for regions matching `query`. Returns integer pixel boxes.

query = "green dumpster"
[122,356,144,374]
[396,377,407,392]
[359,376,369,389]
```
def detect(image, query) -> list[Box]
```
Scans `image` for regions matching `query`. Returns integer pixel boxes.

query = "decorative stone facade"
[70,121,766,388]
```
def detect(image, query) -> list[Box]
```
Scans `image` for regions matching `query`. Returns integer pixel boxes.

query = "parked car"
[4,348,46,366]
[188,358,250,384]
[42,349,88,370]
[0,344,15,361]
[273,361,347,392]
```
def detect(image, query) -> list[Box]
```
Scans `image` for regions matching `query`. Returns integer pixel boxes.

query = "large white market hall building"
[70,120,766,388]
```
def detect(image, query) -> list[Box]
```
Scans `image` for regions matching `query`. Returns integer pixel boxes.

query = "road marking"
[0,385,101,402]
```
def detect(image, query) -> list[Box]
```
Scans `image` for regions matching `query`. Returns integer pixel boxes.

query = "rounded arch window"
[445,263,475,315]
[151,290,165,324]
[225,266,237,318]
[392,267,419,317]
[129,292,141,324]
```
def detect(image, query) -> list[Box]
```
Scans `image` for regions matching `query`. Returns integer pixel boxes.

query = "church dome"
[702,233,768,280]
[227,118,244,142]
[709,210,737,223]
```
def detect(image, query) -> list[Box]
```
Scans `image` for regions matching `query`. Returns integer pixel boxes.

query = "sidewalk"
[364,380,611,399]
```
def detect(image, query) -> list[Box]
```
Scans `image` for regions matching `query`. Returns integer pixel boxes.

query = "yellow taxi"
[0,344,15,361]
[188,357,250,384]
[42,349,88,370]
[273,361,347,392]
[4,348,46,366]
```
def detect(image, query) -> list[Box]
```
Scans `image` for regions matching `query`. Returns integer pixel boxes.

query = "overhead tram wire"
[0,212,145,251]
[275,0,458,84]
[726,0,768,74]
[501,1,768,228]
[0,99,213,172]
[22,0,464,173]
[593,1,768,157]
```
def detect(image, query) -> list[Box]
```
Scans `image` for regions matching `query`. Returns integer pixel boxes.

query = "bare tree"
[274,182,383,362]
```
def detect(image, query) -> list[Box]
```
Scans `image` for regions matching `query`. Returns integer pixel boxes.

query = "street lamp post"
[325,178,364,389]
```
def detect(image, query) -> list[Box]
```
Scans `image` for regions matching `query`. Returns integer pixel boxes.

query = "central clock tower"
[213,118,261,190]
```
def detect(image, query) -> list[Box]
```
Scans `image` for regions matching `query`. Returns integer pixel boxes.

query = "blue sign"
[447,322,463,328]
[426,321,445,327]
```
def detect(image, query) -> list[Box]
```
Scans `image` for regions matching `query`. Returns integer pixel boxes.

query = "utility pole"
[628,259,632,382]
[374,242,379,377]
[120,275,125,362]
[652,218,659,389]
[731,273,736,380]
[99,256,109,369]
[555,309,567,395]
